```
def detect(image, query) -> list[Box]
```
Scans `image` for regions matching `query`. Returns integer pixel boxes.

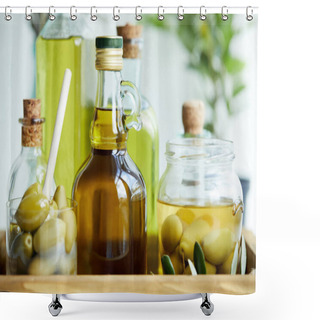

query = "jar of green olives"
[157,138,243,275]
[6,183,77,275]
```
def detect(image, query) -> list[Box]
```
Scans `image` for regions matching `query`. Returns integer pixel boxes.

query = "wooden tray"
[0,229,255,295]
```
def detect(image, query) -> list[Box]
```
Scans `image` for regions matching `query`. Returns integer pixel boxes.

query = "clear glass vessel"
[8,99,55,200]
[157,138,243,274]
[36,14,115,197]
[73,36,147,275]
[117,24,159,273]
[6,197,77,275]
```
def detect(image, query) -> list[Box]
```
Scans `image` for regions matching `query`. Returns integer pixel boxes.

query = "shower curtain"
[0,6,257,316]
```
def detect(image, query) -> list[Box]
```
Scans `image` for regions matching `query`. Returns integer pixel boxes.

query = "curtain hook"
[49,6,56,21]
[90,6,97,21]
[4,6,12,21]
[221,6,228,21]
[177,6,184,21]
[200,6,206,21]
[135,6,142,21]
[70,6,77,21]
[25,6,32,21]
[113,6,120,21]
[246,6,253,21]
[158,6,164,21]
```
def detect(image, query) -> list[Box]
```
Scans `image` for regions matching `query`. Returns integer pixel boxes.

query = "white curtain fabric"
[0,17,36,229]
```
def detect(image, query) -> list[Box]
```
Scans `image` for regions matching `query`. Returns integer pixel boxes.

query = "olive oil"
[36,36,94,197]
[157,199,243,274]
[73,37,147,275]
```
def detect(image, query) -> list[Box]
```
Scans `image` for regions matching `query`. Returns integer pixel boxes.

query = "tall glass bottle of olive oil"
[73,36,147,275]
[36,15,114,197]
[117,25,159,273]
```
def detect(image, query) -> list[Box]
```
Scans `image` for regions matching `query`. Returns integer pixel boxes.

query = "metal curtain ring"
[158,6,164,21]
[91,6,97,21]
[4,6,12,21]
[70,6,77,21]
[246,6,253,21]
[200,6,206,21]
[49,6,56,21]
[221,6,228,21]
[135,6,142,21]
[113,6,120,21]
[25,6,32,21]
[177,6,184,21]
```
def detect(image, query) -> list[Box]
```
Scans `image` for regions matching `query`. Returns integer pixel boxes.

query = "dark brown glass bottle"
[73,36,146,274]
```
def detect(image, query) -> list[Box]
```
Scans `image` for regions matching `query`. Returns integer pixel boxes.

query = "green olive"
[179,219,211,261]
[33,218,66,254]
[48,200,59,219]
[53,185,68,210]
[22,182,42,199]
[58,209,77,253]
[9,223,21,249]
[10,232,33,269]
[15,193,50,232]
[58,254,76,275]
[201,228,235,265]
[161,215,183,254]
[28,255,57,275]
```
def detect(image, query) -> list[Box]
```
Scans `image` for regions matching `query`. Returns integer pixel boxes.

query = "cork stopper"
[117,24,143,59]
[19,99,45,147]
[182,100,205,135]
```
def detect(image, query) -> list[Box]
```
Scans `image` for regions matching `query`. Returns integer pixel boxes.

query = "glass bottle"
[181,100,212,138]
[8,99,55,200]
[36,14,114,198]
[117,24,159,273]
[73,36,147,275]
[157,138,243,274]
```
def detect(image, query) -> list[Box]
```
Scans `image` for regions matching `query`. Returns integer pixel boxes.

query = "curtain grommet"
[5,6,12,21]
[70,6,77,21]
[135,6,142,21]
[246,6,253,21]
[221,6,229,21]
[25,6,32,21]
[90,6,97,21]
[177,6,184,21]
[113,6,120,21]
[158,6,164,21]
[200,6,206,21]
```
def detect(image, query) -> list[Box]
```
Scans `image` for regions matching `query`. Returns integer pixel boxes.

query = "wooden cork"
[182,100,205,135]
[117,24,143,59]
[20,99,44,147]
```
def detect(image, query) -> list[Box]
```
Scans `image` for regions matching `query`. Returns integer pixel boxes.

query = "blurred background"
[0,13,257,231]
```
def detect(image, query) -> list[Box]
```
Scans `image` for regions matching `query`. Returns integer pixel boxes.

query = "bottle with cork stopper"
[182,100,212,138]
[8,99,55,200]
[117,24,159,274]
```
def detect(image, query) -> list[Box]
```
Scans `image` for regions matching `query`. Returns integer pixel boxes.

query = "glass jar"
[6,196,77,275]
[157,138,243,275]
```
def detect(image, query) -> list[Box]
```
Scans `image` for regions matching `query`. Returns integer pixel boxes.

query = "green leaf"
[193,242,206,275]
[161,255,175,275]
[233,83,246,97]
[231,242,239,275]
[225,57,245,74]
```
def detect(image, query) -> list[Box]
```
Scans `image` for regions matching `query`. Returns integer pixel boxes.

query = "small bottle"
[182,100,212,138]
[73,36,147,275]
[117,24,159,274]
[8,99,54,200]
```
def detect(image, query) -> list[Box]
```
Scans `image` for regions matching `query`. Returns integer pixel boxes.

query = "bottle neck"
[20,146,43,157]
[91,70,127,151]
[122,58,141,89]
